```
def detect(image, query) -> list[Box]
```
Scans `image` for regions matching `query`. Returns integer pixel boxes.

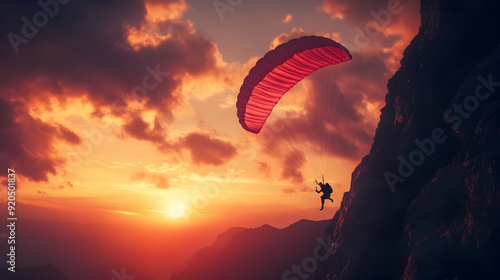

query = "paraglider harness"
[315,176,333,195]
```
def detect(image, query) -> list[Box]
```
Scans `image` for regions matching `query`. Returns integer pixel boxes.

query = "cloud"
[281,149,306,183]
[123,114,169,148]
[282,13,292,23]
[0,99,73,182]
[268,28,344,50]
[122,117,238,167]
[0,0,220,125]
[320,0,421,62]
[178,132,237,166]
[57,124,82,145]
[282,185,310,194]
[0,0,224,180]
[51,181,74,191]
[37,190,47,196]
[320,0,420,25]
[269,27,307,49]
[283,187,296,194]
[131,171,169,189]
[256,161,272,179]
[269,27,342,50]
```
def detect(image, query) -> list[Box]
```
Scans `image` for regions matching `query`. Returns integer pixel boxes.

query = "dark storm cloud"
[0,0,222,180]
[0,98,80,181]
[179,132,238,166]
[0,0,218,111]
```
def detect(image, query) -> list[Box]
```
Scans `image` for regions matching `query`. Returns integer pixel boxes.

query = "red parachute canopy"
[236,35,352,133]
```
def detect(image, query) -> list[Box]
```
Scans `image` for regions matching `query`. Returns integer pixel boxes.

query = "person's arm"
[315,180,321,193]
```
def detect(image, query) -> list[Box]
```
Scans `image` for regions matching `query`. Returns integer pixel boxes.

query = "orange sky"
[0,0,421,278]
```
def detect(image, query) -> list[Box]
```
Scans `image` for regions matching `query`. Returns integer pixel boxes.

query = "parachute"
[236,35,352,134]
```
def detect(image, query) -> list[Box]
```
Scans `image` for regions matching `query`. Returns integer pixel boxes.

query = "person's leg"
[328,198,333,202]
[320,198,325,210]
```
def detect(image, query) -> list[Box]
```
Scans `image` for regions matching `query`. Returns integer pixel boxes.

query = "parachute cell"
[236,35,352,133]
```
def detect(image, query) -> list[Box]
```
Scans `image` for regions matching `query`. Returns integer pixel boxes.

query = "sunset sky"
[0,0,421,278]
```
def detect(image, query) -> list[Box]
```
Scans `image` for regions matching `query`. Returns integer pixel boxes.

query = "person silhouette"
[315,180,333,210]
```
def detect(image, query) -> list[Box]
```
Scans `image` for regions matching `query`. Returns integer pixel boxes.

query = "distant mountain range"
[0,263,159,280]
[171,219,331,280]
[0,264,68,280]
[0,219,331,280]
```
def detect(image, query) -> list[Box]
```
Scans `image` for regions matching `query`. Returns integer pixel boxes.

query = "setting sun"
[166,202,187,219]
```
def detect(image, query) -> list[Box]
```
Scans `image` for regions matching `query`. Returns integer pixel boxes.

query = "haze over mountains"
[0,218,332,280]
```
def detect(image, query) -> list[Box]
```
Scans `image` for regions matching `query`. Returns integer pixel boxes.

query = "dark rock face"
[316,0,500,279]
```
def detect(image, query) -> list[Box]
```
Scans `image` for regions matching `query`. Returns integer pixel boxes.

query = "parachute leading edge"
[236,35,352,134]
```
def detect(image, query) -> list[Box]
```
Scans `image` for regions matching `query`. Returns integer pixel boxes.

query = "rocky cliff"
[316,0,500,279]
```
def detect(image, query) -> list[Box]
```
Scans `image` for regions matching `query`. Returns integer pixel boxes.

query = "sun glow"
[166,201,187,219]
